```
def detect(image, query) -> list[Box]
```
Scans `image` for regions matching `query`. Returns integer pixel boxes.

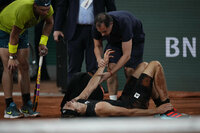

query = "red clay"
[0,81,200,119]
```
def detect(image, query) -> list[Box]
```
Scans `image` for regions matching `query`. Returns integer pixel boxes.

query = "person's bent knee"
[18,61,29,71]
[149,61,161,68]
[140,62,148,68]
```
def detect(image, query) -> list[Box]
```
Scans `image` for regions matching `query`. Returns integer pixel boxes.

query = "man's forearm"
[42,17,54,36]
[110,54,130,74]
[77,66,106,99]
[9,26,23,55]
[76,49,113,100]
[9,26,22,45]
[94,39,103,61]
[109,40,132,74]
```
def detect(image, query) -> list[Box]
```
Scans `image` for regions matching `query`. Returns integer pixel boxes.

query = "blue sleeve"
[120,18,133,42]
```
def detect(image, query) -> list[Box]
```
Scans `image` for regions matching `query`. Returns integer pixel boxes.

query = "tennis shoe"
[4,102,23,119]
[155,108,191,119]
[20,100,40,117]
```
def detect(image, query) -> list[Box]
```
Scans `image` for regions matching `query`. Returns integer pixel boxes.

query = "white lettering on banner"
[165,37,196,57]
[183,37,196,57]
[166,37,179,57]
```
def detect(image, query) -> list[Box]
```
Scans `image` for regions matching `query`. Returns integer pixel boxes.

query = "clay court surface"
[0,81,200,133]
[1,81,200,119]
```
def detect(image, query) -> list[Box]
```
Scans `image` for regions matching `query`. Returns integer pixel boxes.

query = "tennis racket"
[32,56,43,112]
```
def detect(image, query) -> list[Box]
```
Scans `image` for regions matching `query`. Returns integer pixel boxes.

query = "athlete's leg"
[17,47,39,117]
[17,48,30,97]
[0,30,23,118]
[105,45,121,100]
[120,62,148,101]
[142,61,169,104]
[124,40,144,86]
[107,63,118,98]
[122,61,155,109]
[142,61,190,118]
[131,62,148,78]
[0,48,13,99]
[124,67,135,79]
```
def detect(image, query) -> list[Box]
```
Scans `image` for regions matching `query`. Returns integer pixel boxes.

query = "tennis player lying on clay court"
[61,49,189,119]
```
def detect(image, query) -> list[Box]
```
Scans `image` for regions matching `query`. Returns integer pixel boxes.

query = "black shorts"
[105,41,144,69]
[119,74,153,109]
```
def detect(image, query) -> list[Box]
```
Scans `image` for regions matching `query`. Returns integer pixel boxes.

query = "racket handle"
[39,56,43,67]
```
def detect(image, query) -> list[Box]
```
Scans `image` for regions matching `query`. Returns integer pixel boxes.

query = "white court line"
[0,117,200,133]
[0,92,64,97]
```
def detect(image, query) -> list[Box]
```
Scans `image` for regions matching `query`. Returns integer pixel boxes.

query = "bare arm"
[109,39,132,74]
[94,39,103,62]
[7,26,23,70]
[9,26,23,48]
[74,49,114,100]
[42,16,54,36]
[94,38,109,68]
[38,16,53,56]
[95,102,173,117]
[76,67,105,100]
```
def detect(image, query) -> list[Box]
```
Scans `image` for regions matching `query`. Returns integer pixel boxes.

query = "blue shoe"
[155,108,191,119]
[20,100,40,117]
[4,102,23,119]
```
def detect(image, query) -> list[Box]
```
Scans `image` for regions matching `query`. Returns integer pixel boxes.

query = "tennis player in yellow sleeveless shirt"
[0,0,54,118]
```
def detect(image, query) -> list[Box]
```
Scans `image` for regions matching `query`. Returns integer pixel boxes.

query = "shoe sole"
[4,113,23,119]
[19,109,40,117]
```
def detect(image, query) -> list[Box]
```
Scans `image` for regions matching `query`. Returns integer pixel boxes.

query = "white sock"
[109,95,117,100]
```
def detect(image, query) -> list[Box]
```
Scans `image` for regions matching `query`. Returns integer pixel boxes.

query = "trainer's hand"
[103,49,114,65]
[97,58,106,68]
[8,59,19,71]
[97,49,114,68]
[39,45,48,56]
[156,103,173,114]
[53,31,64,42]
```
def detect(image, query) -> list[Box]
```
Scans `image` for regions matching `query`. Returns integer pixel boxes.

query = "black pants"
[67,25,98,82]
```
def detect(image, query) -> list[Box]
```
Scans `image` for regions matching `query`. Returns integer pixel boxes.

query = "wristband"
[8,43,18,54]
[39,35,48,46]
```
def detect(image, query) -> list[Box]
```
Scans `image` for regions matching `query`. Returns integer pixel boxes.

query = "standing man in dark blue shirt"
[53,0,116,85]
[93,11,145,100]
